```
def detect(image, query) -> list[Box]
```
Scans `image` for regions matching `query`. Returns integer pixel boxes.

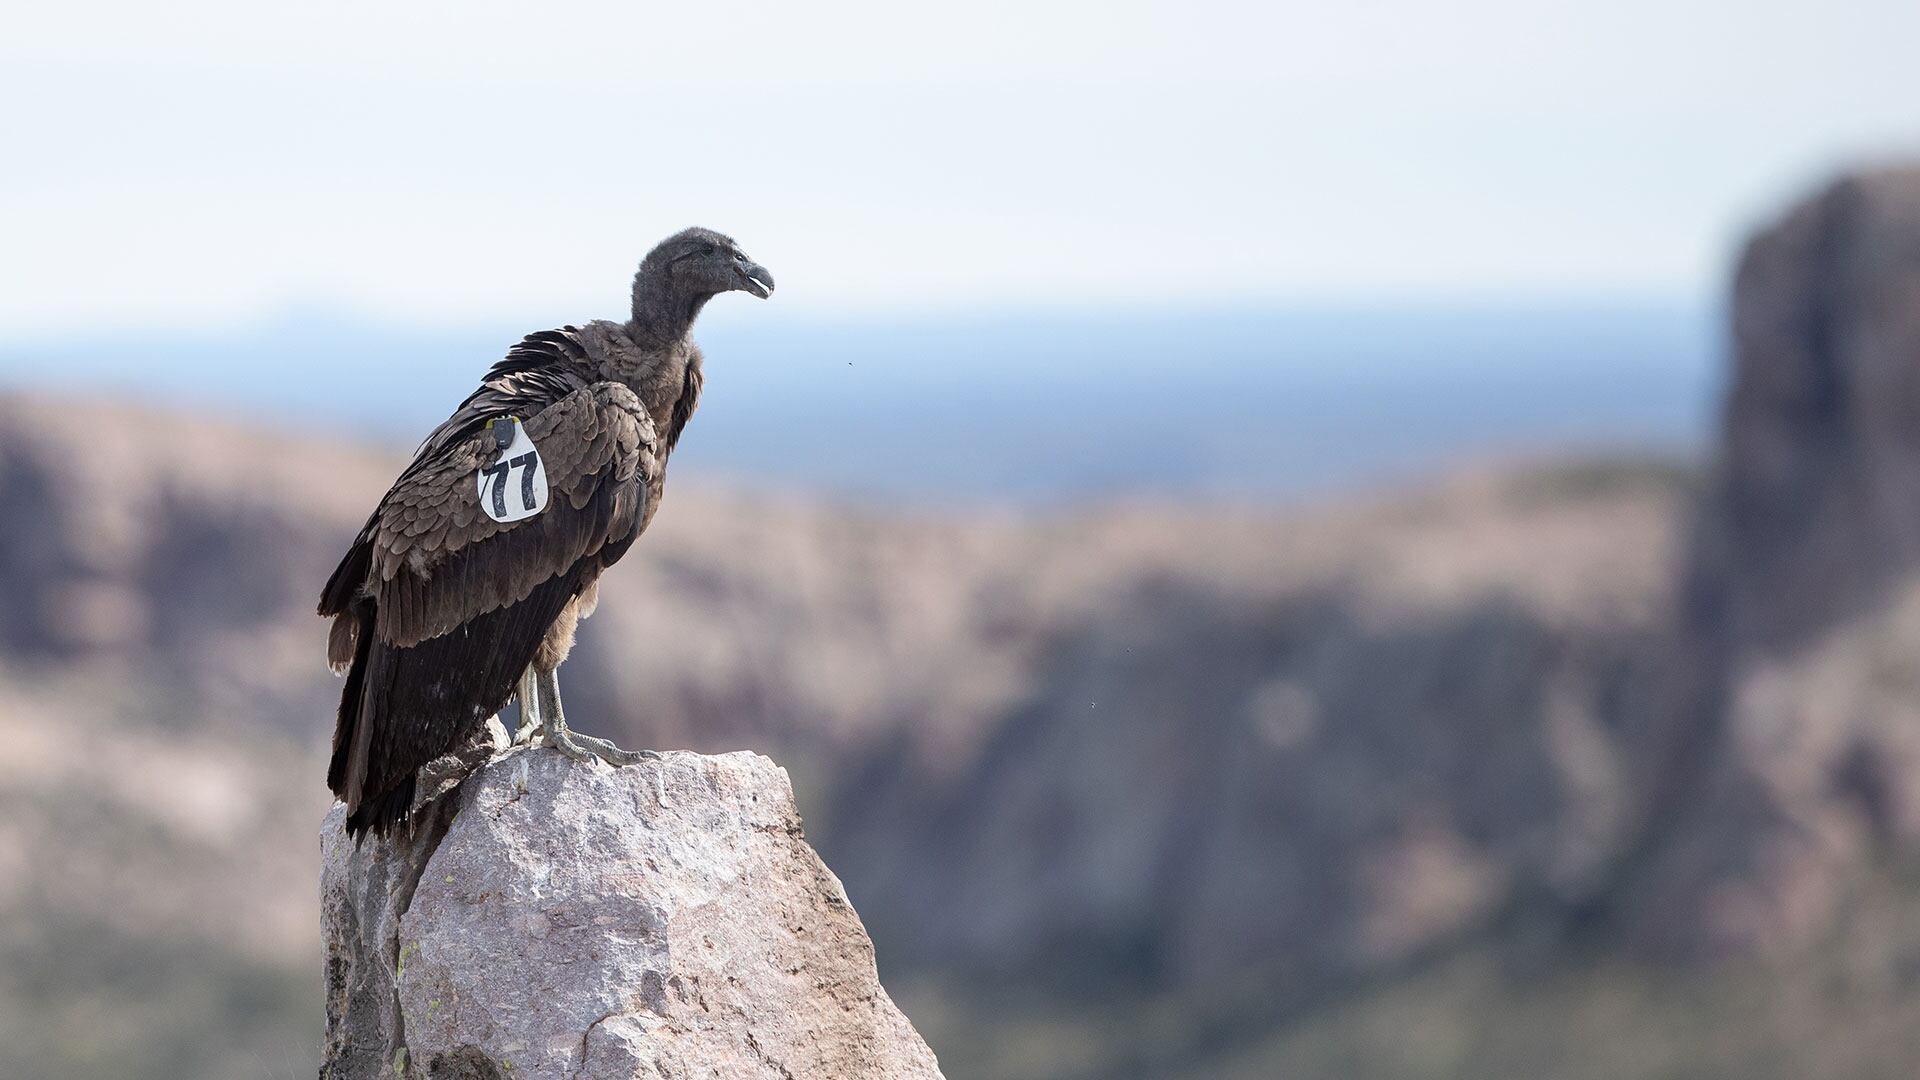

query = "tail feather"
[326,613,360,673]
[345,774,417,838]
[329,568,588,838]
[327,604,376,796]
[319,526,374,617]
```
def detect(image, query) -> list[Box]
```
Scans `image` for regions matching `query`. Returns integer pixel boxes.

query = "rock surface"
[320,746,942,1080]
[1625,167,1920,957]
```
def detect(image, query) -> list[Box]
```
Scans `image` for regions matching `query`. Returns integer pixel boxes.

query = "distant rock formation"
[320,741,941,1080]
[834,464,1689,989]
[1625,168,1920,957]
[0,389,1694,1005]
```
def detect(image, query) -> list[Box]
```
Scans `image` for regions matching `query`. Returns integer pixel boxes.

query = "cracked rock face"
[321,748,942,1080]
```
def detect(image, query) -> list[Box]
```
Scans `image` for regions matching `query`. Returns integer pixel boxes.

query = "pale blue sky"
[5,0,1920,339]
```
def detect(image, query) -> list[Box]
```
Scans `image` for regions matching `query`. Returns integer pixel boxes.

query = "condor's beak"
[738,261,775,299]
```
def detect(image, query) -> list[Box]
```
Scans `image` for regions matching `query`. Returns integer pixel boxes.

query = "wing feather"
[367,381,657,647]
[318,326,662,831]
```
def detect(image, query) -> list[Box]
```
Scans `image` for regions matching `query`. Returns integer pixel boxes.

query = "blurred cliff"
[1623,169,1920,958]
[6,168,1920,1079]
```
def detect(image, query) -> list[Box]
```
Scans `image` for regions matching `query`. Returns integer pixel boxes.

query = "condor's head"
[631,227,775,331]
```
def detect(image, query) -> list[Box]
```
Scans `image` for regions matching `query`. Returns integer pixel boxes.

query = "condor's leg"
[536,663,658,766]
[513,666,544,746]
[528,585,655,765]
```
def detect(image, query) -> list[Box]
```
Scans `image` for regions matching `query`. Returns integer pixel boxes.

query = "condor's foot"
[533,665,660,766]
[512,673,543,746]
[546,725,659,766]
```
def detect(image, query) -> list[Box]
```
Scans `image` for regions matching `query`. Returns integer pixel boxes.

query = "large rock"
[320,746,942,1080]
[1625,168,1920,957]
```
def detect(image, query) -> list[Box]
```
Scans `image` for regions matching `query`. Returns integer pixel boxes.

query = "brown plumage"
[319,228,774,836]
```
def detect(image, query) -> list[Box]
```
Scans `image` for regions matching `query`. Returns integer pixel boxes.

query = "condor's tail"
[326,570,587,837]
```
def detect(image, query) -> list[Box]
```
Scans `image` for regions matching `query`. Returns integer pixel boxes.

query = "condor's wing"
[368,381,655,640]
[317,335,659,827]
[321,331,659,641]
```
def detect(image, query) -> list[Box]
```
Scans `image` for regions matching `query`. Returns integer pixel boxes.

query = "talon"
[547,727,655,766]
[546,733,596,763]
[512,709,538,744]
[595,743,660,766]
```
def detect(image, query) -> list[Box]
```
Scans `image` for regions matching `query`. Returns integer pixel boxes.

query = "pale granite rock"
[320,745,942,1080]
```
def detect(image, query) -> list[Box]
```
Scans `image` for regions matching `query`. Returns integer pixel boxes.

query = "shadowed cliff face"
[829,472,1685,990]
[1623,169,1920,958]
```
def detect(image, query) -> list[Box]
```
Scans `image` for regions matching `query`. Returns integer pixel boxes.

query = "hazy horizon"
[7,0,1902,505]
[0,296,1718,503]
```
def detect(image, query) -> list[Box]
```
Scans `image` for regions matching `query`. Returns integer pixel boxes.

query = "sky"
[4,0,1920,341]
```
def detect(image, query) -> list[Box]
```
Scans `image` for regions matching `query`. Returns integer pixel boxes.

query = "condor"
[318,228,774,836]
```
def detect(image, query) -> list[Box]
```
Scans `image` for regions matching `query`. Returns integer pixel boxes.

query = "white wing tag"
[476,417,549,524]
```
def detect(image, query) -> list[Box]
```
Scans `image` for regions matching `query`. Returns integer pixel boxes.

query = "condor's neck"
[610,276,707,443]
[628,273,712,349]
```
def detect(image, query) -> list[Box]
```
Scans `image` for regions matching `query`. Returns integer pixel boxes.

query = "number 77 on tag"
[477,416,550,524]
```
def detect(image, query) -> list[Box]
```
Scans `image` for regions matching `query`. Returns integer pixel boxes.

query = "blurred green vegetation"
[0,907,319,1080]
[900,863,1920,1080]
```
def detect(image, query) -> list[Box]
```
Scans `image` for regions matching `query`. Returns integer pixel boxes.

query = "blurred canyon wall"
[6,168,1920,1078]
[1624,168,1920,957]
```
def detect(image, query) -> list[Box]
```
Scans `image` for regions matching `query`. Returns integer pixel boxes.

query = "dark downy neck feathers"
[576,266,707,454]
[627,261,713,349]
